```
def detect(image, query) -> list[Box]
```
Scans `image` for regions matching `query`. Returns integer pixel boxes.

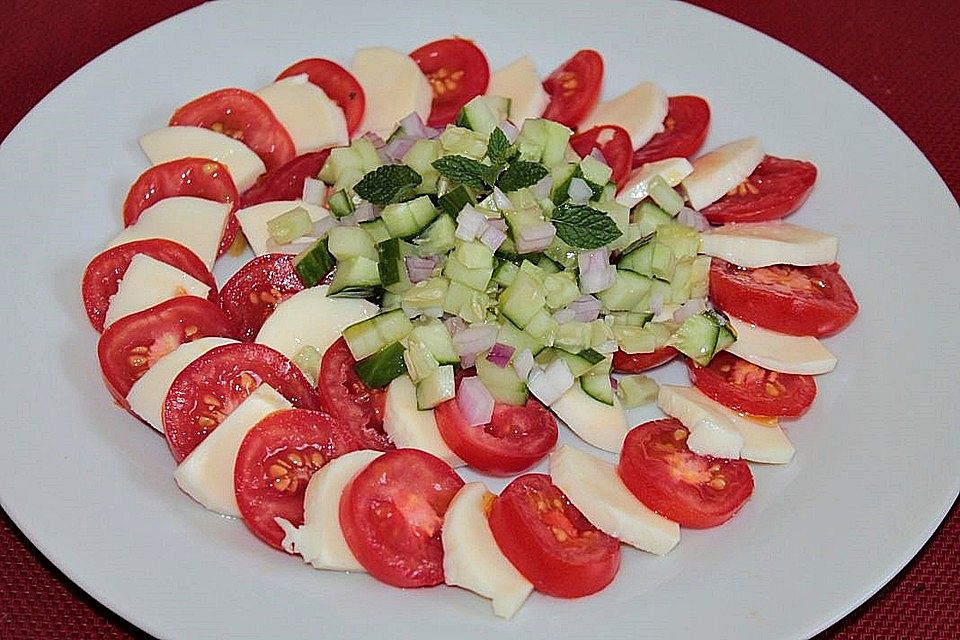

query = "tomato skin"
[709,259,859,337]
[240,150,331,208]
[611,346,678,374]
[618,419,754,529]
[700,155,817,224]
[632,96,710,167]
[569,125,632,187]
[488,473,620,598]
[218,254,305,341]
[542,50,604,129]
[410,38,491,128]
[339,449,464,588]
[318,337,392,451]
[277,59,366,137]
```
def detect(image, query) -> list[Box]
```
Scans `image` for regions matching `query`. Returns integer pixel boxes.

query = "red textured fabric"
[0,1,957,638]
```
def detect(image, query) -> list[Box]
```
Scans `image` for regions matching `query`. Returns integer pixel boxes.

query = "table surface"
[1,1,957,638]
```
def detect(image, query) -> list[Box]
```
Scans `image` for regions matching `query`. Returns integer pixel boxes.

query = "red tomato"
[488,473,620,598]
[410,38,491,128]
[318,337,392,451]
[164,342,323,462]
[217,254,305,341]
[632,96,711,167]
[611,346,678,374]
[542,50,604,129]
[169,88,295,172]
[234,408,359,550]
[82,239,218,333]
[122,158,239,257]
[709,259,858,337]
[277,60,365,137]
[97,296,235,405]
[700,155,817,224]
[687,351,816,418]
[618,419,754,528]
[339,449,464,588]
[240,150,331,208]
[569,125,632,186]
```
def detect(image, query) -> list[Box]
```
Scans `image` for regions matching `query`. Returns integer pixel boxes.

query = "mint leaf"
[354,165,422,206]
[482,163,504,186]
[551,203,623,250]
[486,127,516,165]
[496,160,549,193]
[432,155,488,190]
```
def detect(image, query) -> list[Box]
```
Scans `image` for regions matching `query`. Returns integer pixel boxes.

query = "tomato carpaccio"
[700,155,817,224]
[632,95,710,167]
[318,337,392,451]
[542,50,604,129]
[277,59,366,137]
[241,149,331,208]
[410,38,490,128]
[218,253,305,341]
[611,346,678,374]
[570,125,632,187]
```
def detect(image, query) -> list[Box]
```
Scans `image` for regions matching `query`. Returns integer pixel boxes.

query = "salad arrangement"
[81,37,858,618]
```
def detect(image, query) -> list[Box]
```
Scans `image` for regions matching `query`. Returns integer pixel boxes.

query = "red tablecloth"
[1,1,957,637]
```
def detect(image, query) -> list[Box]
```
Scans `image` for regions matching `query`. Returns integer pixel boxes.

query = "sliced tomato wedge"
[169,88,295,172]
[700,155,817,224]
[318,337,392,451]
[82,239,218,333]
[339,449,464,588]
[488,473,620,598]
[218,254,305,341]
[542,50,604,129]
[97,296,235,405]
[618,419,754,528]
[687,351,816,418]
[277,59,365,137]
[709,259,858,337]
[611,346,678,374]
[234,408,359,550]
[122,157,239,257]
[570,125,632,187]
[632,96,710,167]
[410,38,490,128]
[240,149,331,208]
[164,342,322,462]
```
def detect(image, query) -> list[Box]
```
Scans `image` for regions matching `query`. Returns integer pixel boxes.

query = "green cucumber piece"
[439,126,488,160]
[327,256,380,297]
[381,195,439,238]
[455,95,509,136]
[408,319,459,365]
[327,190,355,218]
[596,270,654,311]
[634,201,674,236]
[579,155,613,187]
[668,310,735,365]
[293,237,335,288]
[353,341,408,388]
[342,308,414,361]
[377,238,404,288]
[656,223,700,259]
[414,213,457,255]
[402,139,442,194]
[443,254,493,291]
[404,339,440,384]
[492,260,519,287]
[554,321,592,354]
[498,266,546,328]
[497,319,545,356]
[437,185,474,218]
[402,276,448,313]
[543,271,580,310]
[267,206,312,245]
[416,364,456,410]
[328,225,378,262]
[617,374,659,408]
[580,361,614,406]
[647,175,684,215]
[477,355,528,406]
[292,345,322,385]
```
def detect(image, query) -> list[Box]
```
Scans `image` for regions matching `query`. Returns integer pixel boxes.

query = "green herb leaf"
[551,202,623,250]
[486,127,516,165]
[354,165,423,206]
[482,163,505,186]
[496,160,549,192]
[432,155,488,190]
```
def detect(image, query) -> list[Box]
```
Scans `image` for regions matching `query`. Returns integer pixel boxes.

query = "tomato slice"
[569,125,632,187]
[169,88,295,172]
[632,96,711,167]
[240,149,331,208]
[82,239,218,333]
[488,473,620,598]
[709,259,858,337]
[686,351,816,418]
[164,342,323,462]
[339,449,464,588]
[410,38,490,128]
[618,419,754,528]
[611,346,678,374]
[542,50,604,129]
[218,254,305,341]
[97,296,235,405]
[122,158,239,258]
[317,337,392,451]
[234,408,359,550]
[277,60,365,137]
[700,155,817,224]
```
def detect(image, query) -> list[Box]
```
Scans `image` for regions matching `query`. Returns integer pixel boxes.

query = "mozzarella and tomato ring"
[217,253,305,341]
[611,346,678,374]
[339,448,464,588]
[163,342,322,461]
[700,155,817,224]
[169,88,296,172]
[541,49,604,129]
[410,37,491,128]
[632,95,710,167]
[234,408,359,550]
[240,149,331,208]
[488,473,621,598]
[618,419,754,529]
[569,125,632,187]
[276,59,366,137]
[709,259,859,337]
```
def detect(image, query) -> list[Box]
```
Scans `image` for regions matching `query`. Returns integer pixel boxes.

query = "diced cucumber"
[504,205,552,255]
[669,257,694,303]
[267,206,312,245]
[293,237,335,287]
[579,155,613,187]
[543,271,580,309]
[443,280,492,323]
[617,374,659,408]
[402,139,442,194]
[550,162,578,205]
[403,338,440,384]
[690,255,711,299]
[668,310,735,365]
[408,319,459,365]
[319,146,362,185]
[414,213,456,255]
[377,238,404,288]
[352,138,383,172]
[656,223,700,259]
[381,195,439,238]
[443,254,493,291]
[499,266,546,328]
[543,236,579,270]
[634,201,675,236]
[617,239,654,276]
[580,360,614,406]
[635,278,672,313]
[536,348,603,378]
[515,119,572,166]
[381,290,403,311]
[342,308,414,361]
[455,240,495,270]
[327,190,355,218]
[592,200,631,251]
[439,126,488,160]
[327,256,380,297]
[588,319,616,351]
[596,270,653,311]
[292,345,322,385]
[524,308,558,343]
[437,185,473,218]
[554,321,592,354]
[497,318,545,356]
[402,276,448,313]
[606,311,654,327]
[455,95,509,136]
[328,225,378,262]
[647,175,684,215]
[536,254,561,274]
[353,341,408,388]
[416,364,456,410]
[492,260,519,287]
[359,218,391,244]
[476,355,528,406]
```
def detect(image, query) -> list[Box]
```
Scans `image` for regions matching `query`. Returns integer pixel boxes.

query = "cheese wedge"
[257,75,348,154]
[352,47,433,138]
[579,82,669,149]
[681,137,764,210]
[487,56,547,125]
[726,316,837,375]
[236,200,333,256]
[550,384,630,453]
[139,126,265,192]
[699,221,839,268]
[103,254,210,328]
[383,375,465,467]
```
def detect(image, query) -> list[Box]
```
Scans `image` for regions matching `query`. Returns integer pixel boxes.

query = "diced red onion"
[552,308,576,324]
[456,205,488,241]
[453,324,498,368]
[589,147,609,166]
[382,136,417,163]
[457,376,495,427]
[479,224,507,252]
[399,112,430,139]
[673,298,708,323]
[677,206,710,231]
[567,177,593,204]
[578,248,616,294]
[352,202,378,223]
[301,177,325,205]
[512,349,535,380]
[650,291,665,316]
[405,256,437,283]
[567,295,602,322]
[516,221,556,254]
[487,342,515,368]
[443,316,466,336]
[338,213,358,226]
[498,121,519,143]
[487,218,508,232]
[491,187,513,211]
[532,174,554,199]
[361,131,386,149]
[312,216,337,238]
[527,359,574,406]
[610,377,619,391]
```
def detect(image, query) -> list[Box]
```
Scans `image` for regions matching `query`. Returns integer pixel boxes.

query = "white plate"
[1,1,958,638]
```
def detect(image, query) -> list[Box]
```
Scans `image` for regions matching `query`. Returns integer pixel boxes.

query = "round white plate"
[1,1,957,638]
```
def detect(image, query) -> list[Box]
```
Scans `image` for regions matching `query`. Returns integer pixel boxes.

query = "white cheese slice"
[383,375,465,467]
[235,199,333,257]
[616,157,694,209]
[685,417,745,459]
[102,254,210,329]
[579,82,669,149]
[681,137,764,210]
[442,483,533,619]
[550,384,630,453]
[352,47,433,138]
[726,316,837,375]
[699,221,839,268]
[486,56,547,125]
[174,384,292,516]
[256,75,348,154]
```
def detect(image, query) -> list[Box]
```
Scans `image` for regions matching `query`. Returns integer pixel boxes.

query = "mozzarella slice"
[256,75,348,154]
[442,483,533,619]
[254,286,377,364]
[681,137,764,210]
[549,445,679,555]
[383,375,465,467]
[102,254,210,329]
[685,418,745,459]
[352,47,432,138]
[174,384,292,516]
[550,384,630,453]
[107,196,230,268]
[699,221,839,268]
[657,384,795,464]
[277,449,382,571]
[616,157,694,209]
[726,316,837,375]
[579,82,669,149]
[139,126,266,192]
[127,337,238,432]
[236,200,333,257]
[486,56,547,125]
